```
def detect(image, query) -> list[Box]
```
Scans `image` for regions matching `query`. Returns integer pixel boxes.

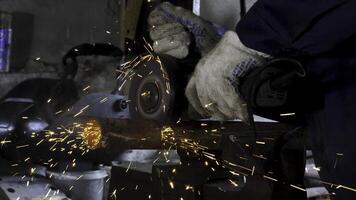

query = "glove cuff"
[222,31,271,58]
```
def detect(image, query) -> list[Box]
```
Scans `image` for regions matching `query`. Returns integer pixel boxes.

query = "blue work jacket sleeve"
[236,0,356,57]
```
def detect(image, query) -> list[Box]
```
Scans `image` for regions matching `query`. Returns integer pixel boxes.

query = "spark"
[290,184,306,192]
[73,105,90,117]
[16,144,30,149]
[204,103,214,108]
[118,79,127,91]
[141,91,151,97]
[169,181,175,189]
[263,175,278,182]
[251,166,255,176]
[36,139,44,146]
[0,138,11,145]
[126,161,132,173]
[143,37,153,52]
[80,119,102,150]
[82,85,91,91]
[55,110,63,115]
[336,185,356,192]
[280,113,296,116]
[252,154,268,160]
[185,185,193,191]
[313,166,321,172]
[229,171,240,176]
[229,180,239,187]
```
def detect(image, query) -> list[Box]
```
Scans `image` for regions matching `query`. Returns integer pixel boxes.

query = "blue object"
[237,0,356,198]
[237,0,356,57]
[0,28,11,72]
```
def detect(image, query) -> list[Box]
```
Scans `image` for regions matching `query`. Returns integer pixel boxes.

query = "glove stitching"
[230,58,259,90]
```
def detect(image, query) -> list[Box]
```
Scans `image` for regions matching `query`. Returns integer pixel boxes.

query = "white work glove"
[148,2,221,58]
[185,31,270,121]
[149,22,191,59]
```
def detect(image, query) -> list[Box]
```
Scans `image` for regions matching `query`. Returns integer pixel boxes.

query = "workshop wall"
[0,0,122,98]
[0,0,121,68]
[199,0,257,30]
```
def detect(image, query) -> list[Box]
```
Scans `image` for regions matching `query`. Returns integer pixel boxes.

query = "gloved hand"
[148,2,221,58]
[185,31,269,121]
[149,21,191,59]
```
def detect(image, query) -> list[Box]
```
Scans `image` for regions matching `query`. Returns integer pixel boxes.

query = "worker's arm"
[237,0,356,57]
[148,2,270,121]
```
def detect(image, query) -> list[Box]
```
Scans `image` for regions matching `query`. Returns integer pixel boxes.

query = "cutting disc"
[117,54,182,122]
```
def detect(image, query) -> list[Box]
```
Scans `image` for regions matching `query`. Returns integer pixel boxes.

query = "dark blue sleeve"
[236,0,356,57]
